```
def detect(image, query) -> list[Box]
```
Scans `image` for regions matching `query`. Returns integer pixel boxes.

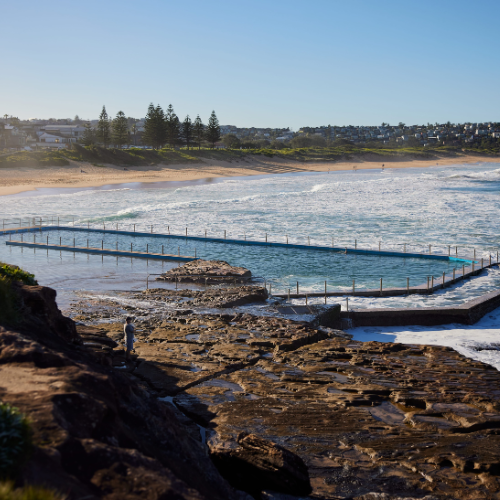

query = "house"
[38,132,74,144]
[40,125,86,138]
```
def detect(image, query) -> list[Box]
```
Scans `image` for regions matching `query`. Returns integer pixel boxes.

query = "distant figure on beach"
[81,169,86,173]
[124,317,135,360]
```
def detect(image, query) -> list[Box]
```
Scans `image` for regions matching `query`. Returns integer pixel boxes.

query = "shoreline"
[0,153,497,196]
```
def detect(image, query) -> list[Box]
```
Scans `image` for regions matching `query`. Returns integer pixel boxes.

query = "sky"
[2,0,499,128]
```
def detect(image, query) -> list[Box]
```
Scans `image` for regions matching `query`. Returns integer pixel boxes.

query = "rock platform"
[3,280,500,499]
[157,259,252,284]
[91,303,500,499]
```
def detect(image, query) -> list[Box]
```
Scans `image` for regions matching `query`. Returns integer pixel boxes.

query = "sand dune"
[0,153,496,196]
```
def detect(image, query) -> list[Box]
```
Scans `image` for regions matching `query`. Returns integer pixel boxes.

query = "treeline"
[81,104,221,150]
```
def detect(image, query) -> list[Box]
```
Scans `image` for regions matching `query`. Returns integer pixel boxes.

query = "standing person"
[124,317,135,360]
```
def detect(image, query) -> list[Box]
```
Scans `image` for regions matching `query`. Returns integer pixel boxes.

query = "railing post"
[431,276,434,288]
[404,243,406,253]
[453,268,456,280]
[448,245,450,256]
[378,241,381,251]
[265,233,267,243]
[286,235,288,244]
[296,281,299,294]
[481,258,483,269]
[224,230,226,239]
[354,239,357,250]
[178,246,180,256]
[442,272,445,287]
[151,225,153,233]
[146,244,149,254]
[462,264,465,277]
[456,246,458,257]
[429,244,431,254]
[186,227,188,236]
[308,236,310,246]
[101,240,103,250]
[380,278,382,296]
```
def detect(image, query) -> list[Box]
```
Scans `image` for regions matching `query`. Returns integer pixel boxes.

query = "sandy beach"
[0,153,497,196]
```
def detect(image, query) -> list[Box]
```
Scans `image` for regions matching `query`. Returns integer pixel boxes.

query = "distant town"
[1,114,499,151]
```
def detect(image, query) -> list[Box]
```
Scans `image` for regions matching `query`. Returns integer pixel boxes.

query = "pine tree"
[143,103,166,149]
[81,123,95,146]
[181,115,193,149]
[193,115,204,150]
[165,104,180,147]
[205,110,221,148]
[97,105,111,147]
[112,111,128,148]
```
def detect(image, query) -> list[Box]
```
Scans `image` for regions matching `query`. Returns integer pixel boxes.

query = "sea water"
[0,162,499,367]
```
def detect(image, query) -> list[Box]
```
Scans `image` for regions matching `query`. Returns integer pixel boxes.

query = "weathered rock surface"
[87,291,500,499]
[157,259,252,283]
[144,286,268,308]
[0,284,251,499]
[16,280,500,499]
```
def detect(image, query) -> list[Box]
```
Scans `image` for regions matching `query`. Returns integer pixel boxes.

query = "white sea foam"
[2,162,500,366]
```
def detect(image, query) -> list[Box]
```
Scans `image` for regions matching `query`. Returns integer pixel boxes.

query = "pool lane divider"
[5,241,195,262]
[0,225,476,264]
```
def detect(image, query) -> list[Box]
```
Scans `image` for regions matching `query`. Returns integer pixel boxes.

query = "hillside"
[1,143,499,169]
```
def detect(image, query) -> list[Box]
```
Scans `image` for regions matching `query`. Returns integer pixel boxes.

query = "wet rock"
[157,259,252,284]
[211,433,312,498]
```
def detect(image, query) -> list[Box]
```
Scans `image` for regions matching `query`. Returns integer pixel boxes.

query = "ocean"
[1,162,499,368]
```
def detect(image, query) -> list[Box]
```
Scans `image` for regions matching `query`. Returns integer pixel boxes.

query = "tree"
[193,115,204,150]
[205,110,221,148]
[97,106,111,147]
[143,103,166,149]
[165,104,180,147]
[222,133,240,149]
[81,123,96,146]
[112,111,128,148]
[181,115,193,149]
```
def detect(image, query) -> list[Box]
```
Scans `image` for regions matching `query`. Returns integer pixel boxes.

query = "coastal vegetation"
[0,143,498,169]
[0,263,37,324]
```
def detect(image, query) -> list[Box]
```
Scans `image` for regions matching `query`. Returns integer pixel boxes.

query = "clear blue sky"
[2,0,499,128]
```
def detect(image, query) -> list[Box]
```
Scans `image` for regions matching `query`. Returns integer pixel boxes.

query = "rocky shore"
[2,263,500,499]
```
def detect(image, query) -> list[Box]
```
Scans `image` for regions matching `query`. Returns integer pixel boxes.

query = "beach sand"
[0,153,497,196]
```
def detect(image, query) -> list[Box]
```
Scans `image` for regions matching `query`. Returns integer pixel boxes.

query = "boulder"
[210,433,312,498]
[157,260,252,284]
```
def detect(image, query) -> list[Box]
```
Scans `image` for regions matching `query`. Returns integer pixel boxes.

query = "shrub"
[0,263,37,325]
[0,403,32,479]
[0,264,37,286]
[0,481,65,500]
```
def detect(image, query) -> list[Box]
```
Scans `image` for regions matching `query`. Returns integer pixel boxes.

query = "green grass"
[0,143,498,170]
[0,482,65,500]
